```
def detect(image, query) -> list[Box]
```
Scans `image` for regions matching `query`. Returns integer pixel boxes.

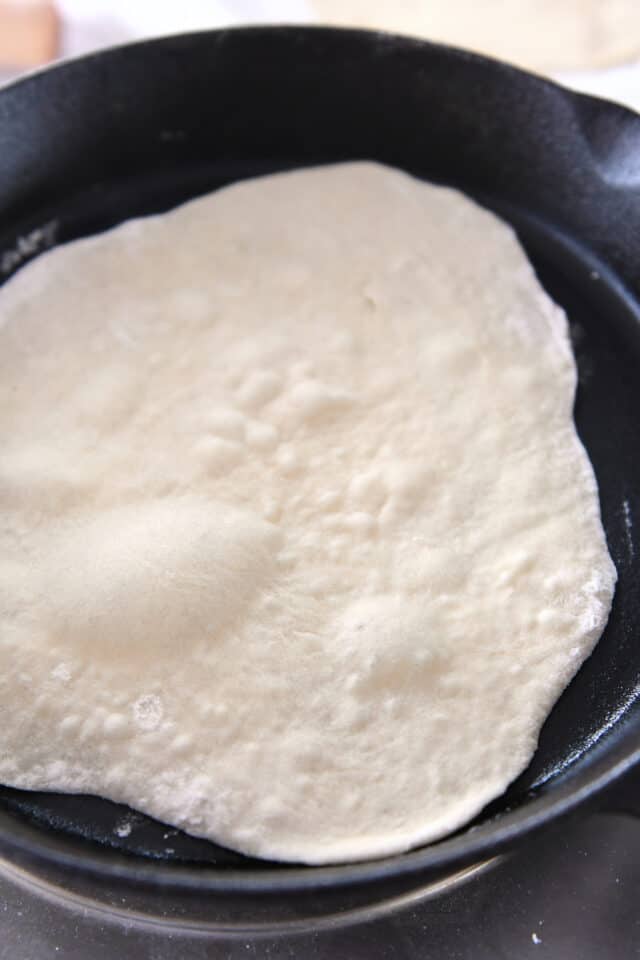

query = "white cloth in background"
[55,0,312,57]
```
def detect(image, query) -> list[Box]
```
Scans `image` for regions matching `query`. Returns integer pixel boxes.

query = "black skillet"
[0,26,639,927]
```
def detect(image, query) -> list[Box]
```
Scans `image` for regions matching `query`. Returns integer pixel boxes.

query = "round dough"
[311,0,640,73]
[0,162,616,864]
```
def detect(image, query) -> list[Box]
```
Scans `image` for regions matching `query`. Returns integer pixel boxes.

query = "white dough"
[0,162,616,864]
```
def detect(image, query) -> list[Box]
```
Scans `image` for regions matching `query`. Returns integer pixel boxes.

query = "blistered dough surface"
[0,163,616,863]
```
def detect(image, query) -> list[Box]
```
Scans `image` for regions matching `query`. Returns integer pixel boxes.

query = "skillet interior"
[0,27,639,876]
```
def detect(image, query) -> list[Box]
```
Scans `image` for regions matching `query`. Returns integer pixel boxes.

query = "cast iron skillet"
[0,26,639,925]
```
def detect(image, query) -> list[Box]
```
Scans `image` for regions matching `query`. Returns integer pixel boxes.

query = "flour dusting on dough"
[0,163,616,864]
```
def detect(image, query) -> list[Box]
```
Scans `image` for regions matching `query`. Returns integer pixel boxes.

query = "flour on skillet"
[0,162,616,864]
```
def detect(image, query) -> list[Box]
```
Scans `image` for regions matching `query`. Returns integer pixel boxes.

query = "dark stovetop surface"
[1,767,638,960]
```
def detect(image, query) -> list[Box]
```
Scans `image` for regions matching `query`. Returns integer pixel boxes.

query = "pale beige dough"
[312,0,640,72]
[0,162,616,863]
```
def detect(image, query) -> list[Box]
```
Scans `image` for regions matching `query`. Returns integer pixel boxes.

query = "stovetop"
[1,767,638,960]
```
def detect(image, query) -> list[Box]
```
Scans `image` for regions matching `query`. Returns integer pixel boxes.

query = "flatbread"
[311,0,640,73]
[0,162,616,864]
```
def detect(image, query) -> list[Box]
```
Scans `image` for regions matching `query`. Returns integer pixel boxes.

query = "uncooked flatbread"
[312,0,640,73]
[0,162,615,864]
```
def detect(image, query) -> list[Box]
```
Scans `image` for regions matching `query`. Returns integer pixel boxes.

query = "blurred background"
[1,0,640,109]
